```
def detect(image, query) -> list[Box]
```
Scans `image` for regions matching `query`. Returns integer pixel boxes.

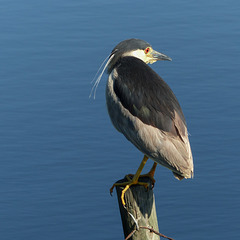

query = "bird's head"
[108,38,172,73]
[90,38,171,99]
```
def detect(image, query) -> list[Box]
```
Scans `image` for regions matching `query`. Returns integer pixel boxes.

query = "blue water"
[1,0,239,239]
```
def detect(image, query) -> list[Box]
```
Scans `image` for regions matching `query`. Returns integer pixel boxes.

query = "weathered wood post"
[115,176,160,240]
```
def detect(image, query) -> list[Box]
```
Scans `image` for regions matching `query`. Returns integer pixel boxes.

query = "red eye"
[144,47,150,54]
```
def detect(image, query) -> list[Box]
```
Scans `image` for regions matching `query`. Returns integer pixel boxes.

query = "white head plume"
[89,53,115,99]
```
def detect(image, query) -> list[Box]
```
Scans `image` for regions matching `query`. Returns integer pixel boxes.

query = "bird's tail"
[173,172,184,180]
[173,170,194,180]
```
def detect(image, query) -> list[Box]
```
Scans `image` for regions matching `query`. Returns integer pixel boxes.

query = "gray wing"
[113,57,187,141]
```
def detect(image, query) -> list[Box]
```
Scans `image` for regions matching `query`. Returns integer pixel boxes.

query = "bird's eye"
[144,47,150,54]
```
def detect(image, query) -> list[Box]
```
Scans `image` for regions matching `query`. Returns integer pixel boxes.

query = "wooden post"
[115,176,160,240]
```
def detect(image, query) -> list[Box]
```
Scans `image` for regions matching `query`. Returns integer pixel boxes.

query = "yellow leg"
[125,162,157,187]
[140,162,157,182]
[110,155,151,205]
[149,162,157,177]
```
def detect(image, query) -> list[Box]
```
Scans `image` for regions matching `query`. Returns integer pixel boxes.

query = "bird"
[94,38,194,205]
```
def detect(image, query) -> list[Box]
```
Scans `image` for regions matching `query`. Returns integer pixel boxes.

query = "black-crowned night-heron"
[92,38,193,205]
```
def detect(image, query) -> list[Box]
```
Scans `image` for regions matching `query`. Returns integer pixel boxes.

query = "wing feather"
[113,57,186,138]
[107,57,193,178]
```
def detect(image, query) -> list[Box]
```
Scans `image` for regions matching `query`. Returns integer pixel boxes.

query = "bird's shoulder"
[112,57,187,138]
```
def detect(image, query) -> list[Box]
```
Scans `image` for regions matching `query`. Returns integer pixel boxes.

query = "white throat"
[122,49,149,64]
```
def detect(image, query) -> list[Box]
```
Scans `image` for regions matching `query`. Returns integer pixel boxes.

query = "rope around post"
[124,205,174,240]
[124,226,174,240]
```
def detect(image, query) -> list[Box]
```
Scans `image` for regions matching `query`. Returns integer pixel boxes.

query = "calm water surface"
[0,0,239,239]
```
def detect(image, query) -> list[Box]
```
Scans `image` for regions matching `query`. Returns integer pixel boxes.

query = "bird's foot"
[110,156,156,206]
[110,176,149,206]
[138,162,157,187]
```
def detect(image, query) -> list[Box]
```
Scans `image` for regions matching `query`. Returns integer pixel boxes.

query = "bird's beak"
[151,49,172,61]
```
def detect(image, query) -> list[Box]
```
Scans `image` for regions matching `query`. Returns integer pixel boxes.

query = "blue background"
[0,0,239,239]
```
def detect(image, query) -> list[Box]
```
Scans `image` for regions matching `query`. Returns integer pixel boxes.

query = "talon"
[109,156,158,206]
[110,184,115,195]
[109,177,151,205]
[125,174,134,182]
